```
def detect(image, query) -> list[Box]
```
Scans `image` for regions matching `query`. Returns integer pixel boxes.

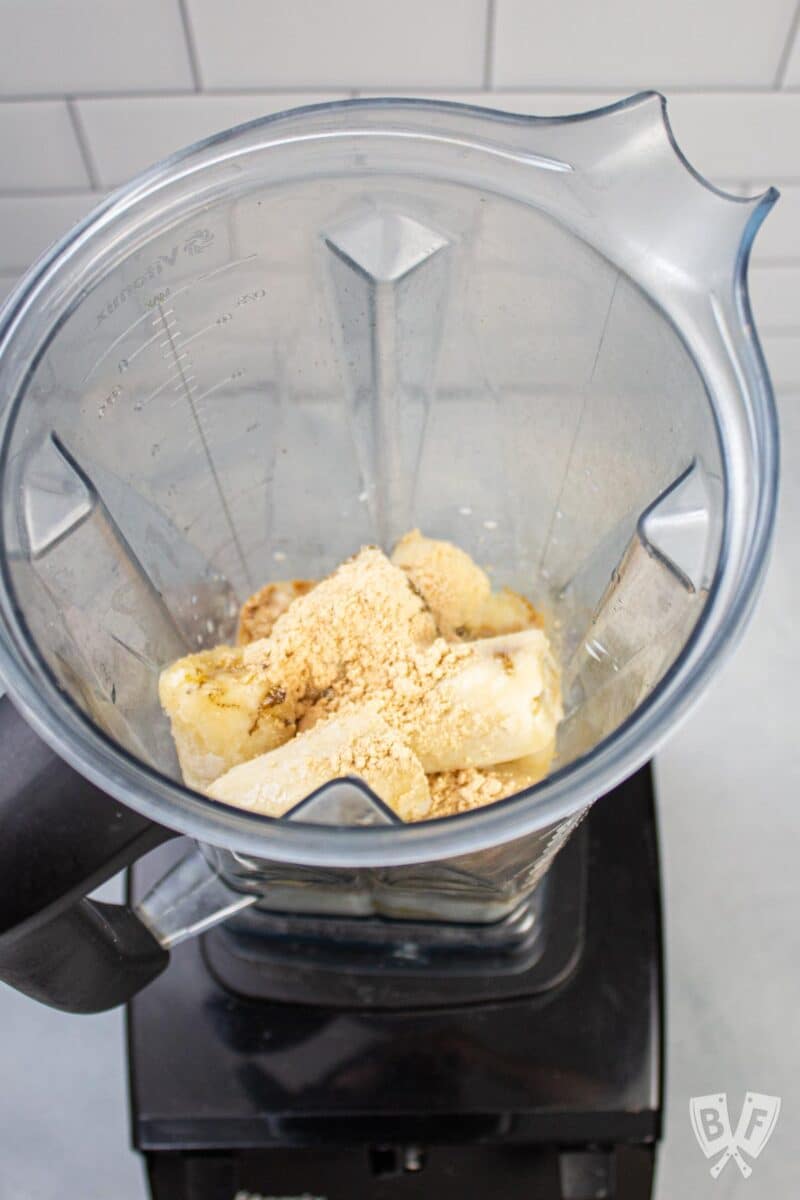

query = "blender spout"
[548,91,778,298]
[136,846,257,949]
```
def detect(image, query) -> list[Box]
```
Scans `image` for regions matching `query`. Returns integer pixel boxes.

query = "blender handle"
[0,695,177,1012]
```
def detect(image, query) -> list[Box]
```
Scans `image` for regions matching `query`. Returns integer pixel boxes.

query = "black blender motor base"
[129,766,662,1200]
[146,1144,655,1199]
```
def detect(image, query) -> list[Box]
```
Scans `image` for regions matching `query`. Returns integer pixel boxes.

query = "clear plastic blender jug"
[0,95,778,996]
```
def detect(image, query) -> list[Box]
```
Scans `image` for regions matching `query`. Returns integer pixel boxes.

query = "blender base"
[128,765,662,1200]
[201,819,586,1009]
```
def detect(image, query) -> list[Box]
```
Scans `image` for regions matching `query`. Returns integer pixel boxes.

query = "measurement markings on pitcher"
[154,301,252,588]
[82,281,193,385]
[194,252,258,285]
[81,307,156,385]
[194,369,246,403]
[171,285,267,351]
[83,252,262,385]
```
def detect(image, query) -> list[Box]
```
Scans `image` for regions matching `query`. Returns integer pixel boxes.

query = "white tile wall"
[783,16,800,85]
[0,3,798,385]
[186,0,488,89]
[749,265,800,329]
[761,333,800,388]
[0,194,100,273]
[0,0,193,96]
[0,102,90,189]
[0,274,20,303]
[664,92,800,180]
[493,0,798,88]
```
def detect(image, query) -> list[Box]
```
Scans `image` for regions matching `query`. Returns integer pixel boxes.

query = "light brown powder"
[296,631,474,764]
[427,767,507,815]
[243,548,473,744]
[229,544,559,818]
[244,546,440,690]
[237,580,316,644]
[426,744,557,818]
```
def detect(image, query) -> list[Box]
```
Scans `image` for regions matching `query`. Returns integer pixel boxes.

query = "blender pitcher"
[0,94,778,1012]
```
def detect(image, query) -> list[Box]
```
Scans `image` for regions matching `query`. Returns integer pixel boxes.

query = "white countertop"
[0,393,796,1200]
[655,388,800,1199]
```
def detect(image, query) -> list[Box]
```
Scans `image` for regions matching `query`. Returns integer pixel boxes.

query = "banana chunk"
[391,530,543,641]
[469,587,543,638]
[391,529,490,638]
[238,579,315,645]
[161,547,436,792]
[209,708,432,822]
[158,643,296,791]
[162,538,562,816]
[409,630,562,773]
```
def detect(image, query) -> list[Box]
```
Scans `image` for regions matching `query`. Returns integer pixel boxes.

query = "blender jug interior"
[0,94,777,894]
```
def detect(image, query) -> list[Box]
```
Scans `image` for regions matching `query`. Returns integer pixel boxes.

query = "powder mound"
[246,545,440,701]
[427,747,557,818]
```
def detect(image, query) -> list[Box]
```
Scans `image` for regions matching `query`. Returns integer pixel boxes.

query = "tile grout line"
[177,0,203,91]
[774,0,800,87]
[65,99,100,191]
[483,0,496,90]
[2,85,800,104]
[0,87,343,103]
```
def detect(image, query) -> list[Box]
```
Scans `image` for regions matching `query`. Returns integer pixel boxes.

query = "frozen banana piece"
[485,746,556,789]
[427,746,557,817]
[159,642,296,791]
[208,708,432,822]
[391,530,543,641]
[391,529,490,639]
[408,630,562,773]
[238,579,315,645]
[161,538,563,817]
[160,547,436,791]
[469,587,543,638]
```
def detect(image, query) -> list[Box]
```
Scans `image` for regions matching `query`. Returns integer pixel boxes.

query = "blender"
[0,94,777,1199]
